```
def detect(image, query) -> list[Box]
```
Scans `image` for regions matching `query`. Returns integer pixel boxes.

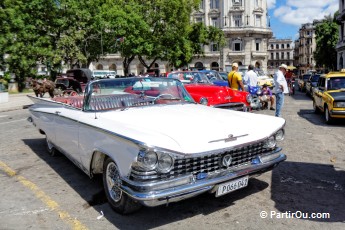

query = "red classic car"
[167,71,252,111]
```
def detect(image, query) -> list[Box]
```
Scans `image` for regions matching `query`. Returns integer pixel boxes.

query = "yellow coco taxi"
[313,70,345,124]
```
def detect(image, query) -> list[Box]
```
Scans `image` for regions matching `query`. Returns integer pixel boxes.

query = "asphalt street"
[0,90,344,230]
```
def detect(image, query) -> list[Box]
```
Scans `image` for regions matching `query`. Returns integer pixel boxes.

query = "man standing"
[228,63,245,91]
[244,64,258,88]
[274,64,289,117]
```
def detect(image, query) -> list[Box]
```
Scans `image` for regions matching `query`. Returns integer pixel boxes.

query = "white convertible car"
[28,77,286,214]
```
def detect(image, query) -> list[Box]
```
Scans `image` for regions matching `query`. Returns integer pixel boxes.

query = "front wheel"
[324,106,334,124]
[313,100,320,114]
[103,158,141,214]
[46,136,58,156]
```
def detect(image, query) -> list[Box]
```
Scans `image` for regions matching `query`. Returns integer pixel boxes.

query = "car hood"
[91,104,285,154]
[327,91,345,100]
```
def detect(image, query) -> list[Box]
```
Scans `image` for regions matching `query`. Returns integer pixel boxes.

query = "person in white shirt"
[244,64,258,88]
[274,64,289,117]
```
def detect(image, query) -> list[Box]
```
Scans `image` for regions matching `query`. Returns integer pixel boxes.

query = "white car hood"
[91,104,285,154]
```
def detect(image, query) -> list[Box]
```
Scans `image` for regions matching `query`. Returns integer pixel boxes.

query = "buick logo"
[209,134,248,143]
[221,154,232,167]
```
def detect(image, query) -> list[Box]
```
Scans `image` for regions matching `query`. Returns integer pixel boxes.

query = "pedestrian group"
[228,63,289,117]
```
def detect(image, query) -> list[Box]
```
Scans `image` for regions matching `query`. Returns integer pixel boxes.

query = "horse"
[30,79,56,98]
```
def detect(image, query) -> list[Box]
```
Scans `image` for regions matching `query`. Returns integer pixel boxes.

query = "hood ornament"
[209,134,248,143]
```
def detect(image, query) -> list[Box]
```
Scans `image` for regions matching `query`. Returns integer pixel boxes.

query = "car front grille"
[213,102,246,111]
[130,141,267,182]
[159,141,266,180]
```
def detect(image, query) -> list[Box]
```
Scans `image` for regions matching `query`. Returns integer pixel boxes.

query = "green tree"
[314,13,339,71]
[0,0,58,90]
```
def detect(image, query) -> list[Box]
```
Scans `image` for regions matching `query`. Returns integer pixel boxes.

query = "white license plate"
[216,176,249,197]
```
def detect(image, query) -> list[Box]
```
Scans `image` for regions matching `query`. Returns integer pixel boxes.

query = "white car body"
[28,77,286,213]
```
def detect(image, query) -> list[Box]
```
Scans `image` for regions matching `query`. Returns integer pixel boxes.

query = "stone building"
[267,37,294,74]
[296,22,318,74]
[89,0,273,76]
[336,0,345,70]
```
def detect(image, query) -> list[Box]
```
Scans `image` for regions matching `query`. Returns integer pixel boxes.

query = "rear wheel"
[103,158,141,214]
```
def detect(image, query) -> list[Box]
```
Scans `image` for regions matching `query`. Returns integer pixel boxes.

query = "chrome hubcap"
[106,162,122,202]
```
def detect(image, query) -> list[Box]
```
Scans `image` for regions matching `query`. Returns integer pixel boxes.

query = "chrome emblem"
[209,134,248,143]
[221,154,232,167]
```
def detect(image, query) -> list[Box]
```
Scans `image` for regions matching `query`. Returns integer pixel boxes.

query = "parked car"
[199,70,228,86]
[313,70,345,124]
[167,71,252,111]
[28,77,287,214]
[254,69,274,88]
[298,74,312,92]
[305,74,321,96]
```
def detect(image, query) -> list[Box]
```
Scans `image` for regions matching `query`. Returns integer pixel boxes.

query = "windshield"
[310,74,320,82]
[83,78,195,111]
[303,74,311,80]
[328,77,345,90]
[167,71,212,84]
[218,72,228,80]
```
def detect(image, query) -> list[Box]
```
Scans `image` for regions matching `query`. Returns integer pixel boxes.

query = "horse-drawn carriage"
[54,68,92,96]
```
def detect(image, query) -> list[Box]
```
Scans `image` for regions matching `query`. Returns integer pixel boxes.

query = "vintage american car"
[313,70,345,124]
[199,70,228,86]
[167,71,252,111]
[298,73,312,92]
[28,77,287,214]
[305,74,321,96]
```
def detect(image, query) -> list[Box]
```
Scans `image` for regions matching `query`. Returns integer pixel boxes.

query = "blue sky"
[267,0,338,40]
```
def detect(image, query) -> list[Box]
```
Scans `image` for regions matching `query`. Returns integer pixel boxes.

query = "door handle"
[55,111,61,115]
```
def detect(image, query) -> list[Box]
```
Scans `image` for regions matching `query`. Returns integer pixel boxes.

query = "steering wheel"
[210,77,217,81]
[154,94,176,102]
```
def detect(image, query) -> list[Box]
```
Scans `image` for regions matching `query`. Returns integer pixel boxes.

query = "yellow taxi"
[313,69,345,124]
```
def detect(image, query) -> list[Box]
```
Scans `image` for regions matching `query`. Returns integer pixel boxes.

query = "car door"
[54,106,83,165]
[313,77,325,110]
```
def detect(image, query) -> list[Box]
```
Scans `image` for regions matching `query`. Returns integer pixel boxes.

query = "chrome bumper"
[121,151,286,207]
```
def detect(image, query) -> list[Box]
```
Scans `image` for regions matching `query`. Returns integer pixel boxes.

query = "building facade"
[336,0,345,70]
[267,37,294,74]
[90,0,273,76]
[296,22,318,74]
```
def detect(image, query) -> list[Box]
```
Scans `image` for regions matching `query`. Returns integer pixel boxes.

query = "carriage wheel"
[69,91,78,96]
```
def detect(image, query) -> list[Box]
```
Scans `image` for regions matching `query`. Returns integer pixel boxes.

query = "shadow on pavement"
[22,137,270,229]
[297,109,345,126]
[271,161,345,222]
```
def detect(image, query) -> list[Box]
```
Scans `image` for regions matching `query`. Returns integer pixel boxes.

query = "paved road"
[0,90,344,230]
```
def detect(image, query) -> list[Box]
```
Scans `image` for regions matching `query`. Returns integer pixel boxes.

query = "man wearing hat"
[228,63,245,91]
[274,64,289,117]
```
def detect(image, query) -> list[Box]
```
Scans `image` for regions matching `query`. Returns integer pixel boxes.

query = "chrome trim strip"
[120,153,286,206]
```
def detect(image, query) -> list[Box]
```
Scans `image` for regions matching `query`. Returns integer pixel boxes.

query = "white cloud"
[267,0,276,9]
[273,0,338,26]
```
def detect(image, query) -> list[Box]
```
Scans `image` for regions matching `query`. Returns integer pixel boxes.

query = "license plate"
[216,176,249,197]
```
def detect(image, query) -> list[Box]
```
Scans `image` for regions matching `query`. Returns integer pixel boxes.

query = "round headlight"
[263,136,276,149]
[157,153,174,173]
[199,97,208,105]
[246,94,253,103]
[139,151,157,170]
[275,129,285,141]
[256,89,262,95]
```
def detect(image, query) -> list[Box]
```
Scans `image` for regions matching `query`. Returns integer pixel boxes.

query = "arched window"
[195,62,204,70]
[211,62,219,71]
[96,64,103,70]
[109,64,117,71]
